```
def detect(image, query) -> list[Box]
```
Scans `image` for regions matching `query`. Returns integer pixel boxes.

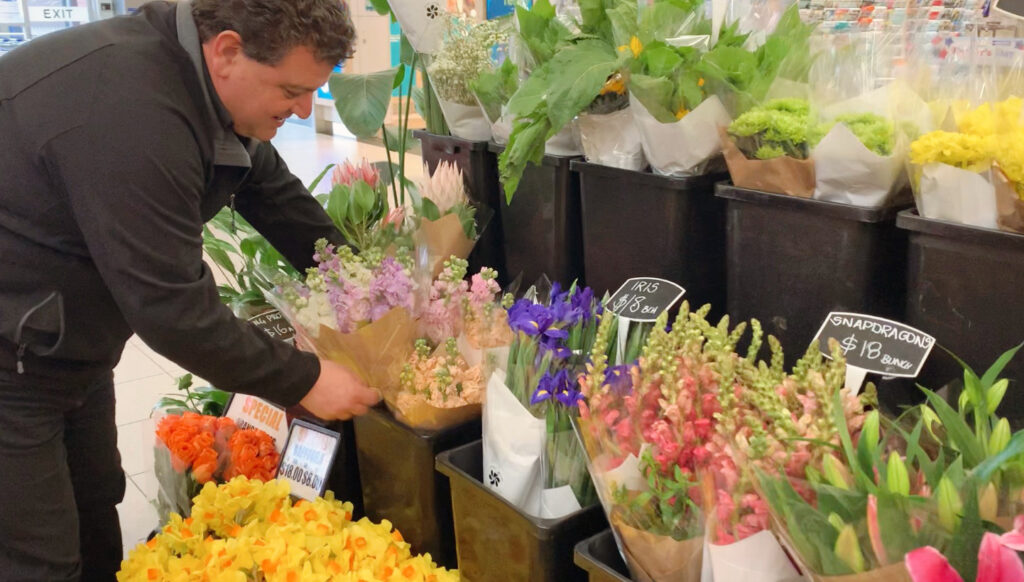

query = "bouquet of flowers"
[153,412,280,524]
[268,241,420,393]
[482,281,614,518]
[910,97,1024,233]
[426,16,508,140]
[577,304,744,582]
[758,345,1024,582]
[321,158,409,252]
[385,258,511,430]
[118,477,459,582]
[413,161,488,279]
[722,97,818,196]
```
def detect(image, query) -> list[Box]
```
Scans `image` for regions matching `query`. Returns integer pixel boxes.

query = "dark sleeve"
[44,100,320,407]
[234,142,347,272]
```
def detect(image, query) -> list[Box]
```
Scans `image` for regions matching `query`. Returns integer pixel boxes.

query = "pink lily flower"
[868,495,888,566]
[906,530,1024,582]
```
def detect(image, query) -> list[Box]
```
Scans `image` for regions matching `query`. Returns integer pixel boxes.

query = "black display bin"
[295,415,363,518]
[715,184,909,370]
[897,209,1024,423]
[489,143,584,287]
[353,405,481,568]
[575,160,728,314]
[436,440,607,582]
[574,530,633,582]
[415,131,507,284]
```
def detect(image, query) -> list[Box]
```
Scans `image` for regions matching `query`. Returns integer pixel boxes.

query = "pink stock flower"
[332,158,380,189]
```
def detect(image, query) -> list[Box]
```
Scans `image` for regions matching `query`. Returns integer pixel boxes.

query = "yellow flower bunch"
[956,97,1024,136]
[996,129,1024,199]
[910,130,994,172]
[118,477,459,582]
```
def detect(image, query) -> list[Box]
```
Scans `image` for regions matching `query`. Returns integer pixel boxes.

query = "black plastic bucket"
[489,143,584,287]
[575,160,727,314]
[353,406,481,568]
[897,209,1024,423]
[716,184,909,369]
[436,440,607,581]
[574,530,633,582]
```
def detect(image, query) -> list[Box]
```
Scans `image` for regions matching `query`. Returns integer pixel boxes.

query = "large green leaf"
[607,0,638,49]
[498,116,552,203]
[644,44,685,78]
[980,343,1023,390]
[370,0,391,16]
[629,73,676,123]
[326,184,351,228]
[329,67,401,137]
[506,66,553,119]
[922,388,987,467]
[544,40,621,128]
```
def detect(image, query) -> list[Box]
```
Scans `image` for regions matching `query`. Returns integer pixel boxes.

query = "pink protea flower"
[332,158,380,189]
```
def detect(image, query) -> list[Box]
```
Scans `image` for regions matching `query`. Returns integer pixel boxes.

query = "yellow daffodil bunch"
[118,477,459,582]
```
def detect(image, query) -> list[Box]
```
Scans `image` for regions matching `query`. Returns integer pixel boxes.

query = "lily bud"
[823,454,851,490]
[886,452,911,497]
[835,524,867,573]
[979,482,999,523]
[988,418,1011,457]
[937,476,963,533]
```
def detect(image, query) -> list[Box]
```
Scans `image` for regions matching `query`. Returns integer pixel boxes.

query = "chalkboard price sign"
[608,278,686,322]
[248,309,296,343]
[815,312,936,377]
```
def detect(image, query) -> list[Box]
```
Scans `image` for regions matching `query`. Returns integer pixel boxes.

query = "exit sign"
[29,6,89,22]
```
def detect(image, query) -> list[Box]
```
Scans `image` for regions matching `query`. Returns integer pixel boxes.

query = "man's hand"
[298,359,381,420]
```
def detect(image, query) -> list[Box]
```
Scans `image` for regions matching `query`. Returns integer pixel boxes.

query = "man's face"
[205,36,335,141]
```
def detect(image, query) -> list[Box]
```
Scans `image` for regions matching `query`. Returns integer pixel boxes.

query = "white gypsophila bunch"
[418,161,468,212]
[427,17,507,105]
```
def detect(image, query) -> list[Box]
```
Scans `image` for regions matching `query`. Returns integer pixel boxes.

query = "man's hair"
[192,0,355,65]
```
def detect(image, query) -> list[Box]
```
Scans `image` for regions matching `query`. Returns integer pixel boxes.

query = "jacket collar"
[175,0,254,168]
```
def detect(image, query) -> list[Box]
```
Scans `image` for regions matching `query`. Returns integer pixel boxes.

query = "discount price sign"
[608,277,686,322]
[814,312,936,393]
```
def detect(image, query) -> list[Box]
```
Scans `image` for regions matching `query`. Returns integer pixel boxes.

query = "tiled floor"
[115,120,422,557]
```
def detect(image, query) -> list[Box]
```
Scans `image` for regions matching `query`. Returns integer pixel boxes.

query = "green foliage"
[499,40,622,202]
[329,67,402,137]
[470,58,520,121]
[153,374,231,417]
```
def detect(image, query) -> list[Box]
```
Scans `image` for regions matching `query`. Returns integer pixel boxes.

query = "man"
[0,0,380,579]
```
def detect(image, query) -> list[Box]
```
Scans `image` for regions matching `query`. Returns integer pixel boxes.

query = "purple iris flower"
[602,364,633,395]
[570,286,597,322]
[530,370,560,405]
[507,300,553,336]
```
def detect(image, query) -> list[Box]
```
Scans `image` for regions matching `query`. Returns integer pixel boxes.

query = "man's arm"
[233,142,347,272]
[45,99,322,406]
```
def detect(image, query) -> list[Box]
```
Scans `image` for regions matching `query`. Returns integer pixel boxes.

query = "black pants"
[0,369,126,582]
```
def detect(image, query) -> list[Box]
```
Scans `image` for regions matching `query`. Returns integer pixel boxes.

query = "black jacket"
[0,2,343,405]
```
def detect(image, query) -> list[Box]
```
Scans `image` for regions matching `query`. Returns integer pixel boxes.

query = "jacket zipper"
[16,343,26,374]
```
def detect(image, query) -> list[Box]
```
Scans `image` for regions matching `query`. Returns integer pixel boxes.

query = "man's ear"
[204,30,245,77]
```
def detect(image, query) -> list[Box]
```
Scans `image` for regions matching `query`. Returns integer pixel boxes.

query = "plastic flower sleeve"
[386,0,448,55]
[576,106,647,170]
[427,17,509,140]
[807,31,918,208]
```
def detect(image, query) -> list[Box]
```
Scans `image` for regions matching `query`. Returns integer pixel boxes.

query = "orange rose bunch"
[224,429,280,482]
[153,412,280,524]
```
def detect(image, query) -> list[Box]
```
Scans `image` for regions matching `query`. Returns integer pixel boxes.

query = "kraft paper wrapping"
[614,519,705,582]
[388,400,481,432]
[293,307,417,394]
[994,165,1024,234]
[811,562,912,582]
[419,213,477,279]
[720,127,816,198]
